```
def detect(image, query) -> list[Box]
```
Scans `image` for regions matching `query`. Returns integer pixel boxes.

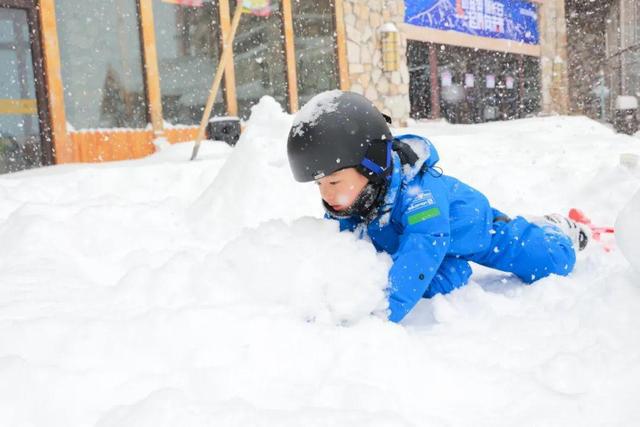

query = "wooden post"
[219,0,238,116]
[518,54,525,118]
[282,0,299,112]
[429,43,441,119]
[138,0,164,137]
[190,5,243,161]
[334,0,350,90]
[38,0,75,163]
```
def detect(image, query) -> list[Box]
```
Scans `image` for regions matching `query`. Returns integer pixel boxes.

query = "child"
[287,91,588,322]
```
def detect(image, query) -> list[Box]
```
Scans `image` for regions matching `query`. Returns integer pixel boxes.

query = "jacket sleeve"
[424,256,473,298]
[387,198,451,323]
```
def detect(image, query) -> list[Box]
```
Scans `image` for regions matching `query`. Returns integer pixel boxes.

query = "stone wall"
[342,0,411,125]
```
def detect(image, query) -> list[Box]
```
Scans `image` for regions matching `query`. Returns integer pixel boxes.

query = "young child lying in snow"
[286,90,590,323]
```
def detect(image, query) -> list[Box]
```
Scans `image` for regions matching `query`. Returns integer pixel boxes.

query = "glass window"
[636,1,640,44]
[154,0,224,125]
[622,51,640,98]
[521,56,541,116]
[407,40,432,119]
[607,55,622,116]
[0,8,42,173]
[55,0,147,129]
[291,0,339,106]
[231,0,288,119]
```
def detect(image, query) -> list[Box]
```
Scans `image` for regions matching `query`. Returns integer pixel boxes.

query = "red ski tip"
[568,208,590,225]
[568,208,615,234]
[568,208,615,251]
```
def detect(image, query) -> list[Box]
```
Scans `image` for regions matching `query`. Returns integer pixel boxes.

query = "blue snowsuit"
[329,135,577,322]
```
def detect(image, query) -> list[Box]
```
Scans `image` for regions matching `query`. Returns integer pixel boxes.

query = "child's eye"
[330,181,339,185]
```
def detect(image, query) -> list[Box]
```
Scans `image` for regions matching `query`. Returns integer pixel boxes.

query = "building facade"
[2,0,564,174]
[1,0,352,173]
[566,0,640,121]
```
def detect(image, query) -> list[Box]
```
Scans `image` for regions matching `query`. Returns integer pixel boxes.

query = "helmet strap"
[359,140,392,179]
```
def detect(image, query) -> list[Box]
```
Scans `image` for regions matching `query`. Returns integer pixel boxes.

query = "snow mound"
[112,218,391,324]
[189,96,320,246]
[195,218,390,324]
[2,111,640,426]
[616,187,640,272]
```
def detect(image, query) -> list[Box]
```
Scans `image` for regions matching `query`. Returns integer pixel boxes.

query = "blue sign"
[404,0,539,45]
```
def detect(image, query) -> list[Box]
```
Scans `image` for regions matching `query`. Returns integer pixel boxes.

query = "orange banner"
[161,0,203,7]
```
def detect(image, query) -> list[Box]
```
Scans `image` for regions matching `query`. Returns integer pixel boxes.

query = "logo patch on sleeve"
[408,207,441,225]
[407,191,436,213]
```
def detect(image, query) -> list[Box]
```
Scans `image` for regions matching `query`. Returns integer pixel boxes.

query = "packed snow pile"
[190,96,320,246]
[616,188,640,272]
[1,97,640,426]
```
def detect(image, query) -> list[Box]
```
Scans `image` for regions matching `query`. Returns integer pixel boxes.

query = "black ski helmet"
[287,90,393,182]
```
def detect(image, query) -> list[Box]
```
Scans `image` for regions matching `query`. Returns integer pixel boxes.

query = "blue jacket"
[329,134,554,322]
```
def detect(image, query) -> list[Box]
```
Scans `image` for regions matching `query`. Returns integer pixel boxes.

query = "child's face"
[316,168,368,212]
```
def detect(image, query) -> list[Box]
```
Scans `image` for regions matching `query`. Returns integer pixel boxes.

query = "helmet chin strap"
[323,179,388,221]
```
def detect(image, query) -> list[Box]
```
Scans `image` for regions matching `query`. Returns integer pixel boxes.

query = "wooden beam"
[219,0,238,116]
[190,4,243,161]
[138,0,164,136]
[428,43,441,119]
[0,99,37,114]
[401,23,542,57]
[518,54,525,117]
[282,0,299,112]
[21,5,54,166]
[334,0,350,90]
[38,0,75,163]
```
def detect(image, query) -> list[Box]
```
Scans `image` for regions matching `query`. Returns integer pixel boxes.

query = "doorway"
[408,39,541,124]
[0,0,52,174]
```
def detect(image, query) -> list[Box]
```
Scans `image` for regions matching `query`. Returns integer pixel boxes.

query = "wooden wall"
[37,0,348,165]
[69,127,199,162]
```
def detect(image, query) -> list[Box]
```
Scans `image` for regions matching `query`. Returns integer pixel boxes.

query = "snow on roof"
[615,95,638,110]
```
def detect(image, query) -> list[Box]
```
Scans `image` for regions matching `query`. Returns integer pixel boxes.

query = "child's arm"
[387,203,451,322]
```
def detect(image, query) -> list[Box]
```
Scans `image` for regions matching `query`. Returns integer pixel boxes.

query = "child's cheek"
[336,193,351,206]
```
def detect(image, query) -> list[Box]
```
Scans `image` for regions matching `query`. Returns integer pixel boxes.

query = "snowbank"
[1,99,640,426]
[189,96,321,247]
[616,188,640,272]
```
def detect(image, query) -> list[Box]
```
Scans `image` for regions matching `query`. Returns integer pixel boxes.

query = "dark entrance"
[0,0,52,174]
[408,41,431,119]
[408,40,541,123]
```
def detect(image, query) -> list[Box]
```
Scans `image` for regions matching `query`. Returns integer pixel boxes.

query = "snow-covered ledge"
[343,0,411,125]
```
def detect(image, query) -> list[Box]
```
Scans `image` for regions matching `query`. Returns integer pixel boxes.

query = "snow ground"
[1,97,640,426]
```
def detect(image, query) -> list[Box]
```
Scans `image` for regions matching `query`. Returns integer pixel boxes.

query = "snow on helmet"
[287,90,393,183]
